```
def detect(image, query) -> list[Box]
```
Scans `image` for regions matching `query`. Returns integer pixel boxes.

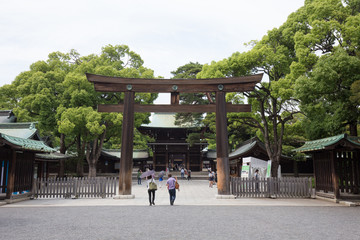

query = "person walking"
[208,171,214,188]
[187,169,191,181]
[212,171,216,186]
[180,168,185,179]
[158,170,165,188]
[254,169,260,192]
[137,169,142,185]
[166,173,177,205]
[147,175,157,206]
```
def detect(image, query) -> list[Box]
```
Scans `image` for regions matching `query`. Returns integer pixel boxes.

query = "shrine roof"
[0,133,55,152]
[102,149,149,159]
[0,110,16,123]
[141,113,195,129]
[206,149,217,159]
[294,134,360,153]
[206,137,290,161]
[0,122,38,139]
[36,152,71,161]
[229,137,262,159]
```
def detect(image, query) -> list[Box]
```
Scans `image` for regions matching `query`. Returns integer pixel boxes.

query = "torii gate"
[86,73,262,196]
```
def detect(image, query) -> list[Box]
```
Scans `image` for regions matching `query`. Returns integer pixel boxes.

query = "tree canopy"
[0,44,157,177]
[294,0,360,138]
[195,0,360,176]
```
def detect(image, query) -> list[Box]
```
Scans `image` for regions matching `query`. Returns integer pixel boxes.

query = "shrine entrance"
[87,73,262,196]
[170,154,185,170]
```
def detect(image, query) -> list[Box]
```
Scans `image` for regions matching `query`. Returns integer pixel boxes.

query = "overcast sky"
[0,0,304,90]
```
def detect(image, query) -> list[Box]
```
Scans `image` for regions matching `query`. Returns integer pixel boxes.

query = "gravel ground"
[1,205,360,240]
[1,180,359,240]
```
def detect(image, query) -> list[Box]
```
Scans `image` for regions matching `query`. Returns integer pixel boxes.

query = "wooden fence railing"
[33,177,117,199]
[231,177,312,198]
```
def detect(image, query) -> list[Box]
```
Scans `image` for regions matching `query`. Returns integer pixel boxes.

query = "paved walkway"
[2,180,359,240]
[1,179,343,207]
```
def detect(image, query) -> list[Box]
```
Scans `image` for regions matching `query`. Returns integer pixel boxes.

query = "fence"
[231,177,312,198]
[33,177,117,199]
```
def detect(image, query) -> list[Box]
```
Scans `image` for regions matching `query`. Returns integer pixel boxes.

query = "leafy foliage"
[196,3,312,176]
[294,0,360,138]
[171,62,206,127]
[0,44,157,177]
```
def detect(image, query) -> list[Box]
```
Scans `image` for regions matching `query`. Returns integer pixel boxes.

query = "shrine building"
[139,113,207,172]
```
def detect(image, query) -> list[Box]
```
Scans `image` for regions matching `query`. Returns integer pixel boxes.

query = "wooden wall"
[14,151,34,194]
[0,148,11,194]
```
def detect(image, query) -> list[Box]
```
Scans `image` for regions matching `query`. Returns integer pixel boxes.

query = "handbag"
[175,181,179,190]
[149,181,157,190]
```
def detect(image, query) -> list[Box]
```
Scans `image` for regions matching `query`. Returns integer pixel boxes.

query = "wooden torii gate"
[86,73,262,196]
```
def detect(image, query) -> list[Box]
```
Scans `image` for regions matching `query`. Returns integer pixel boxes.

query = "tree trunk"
[58,133,66,177]
[86,130,107,178]
[88,162,97,178]
[76,157,84,177]
[59,160,65,178]
[349,122,358,136]
[271,159,280,178]
[76,135,84,177]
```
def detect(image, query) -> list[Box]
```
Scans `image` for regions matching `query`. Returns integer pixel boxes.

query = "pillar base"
[216,194,236,199]
[5,197,31,204]
[113,194,135,199]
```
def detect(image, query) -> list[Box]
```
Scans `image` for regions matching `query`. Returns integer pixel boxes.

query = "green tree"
[351,80,360,105]
[0,84,18,110]
[171,62,206,127]
[197,7,308,176]
[294,0,360,137]
[1,44,157,177]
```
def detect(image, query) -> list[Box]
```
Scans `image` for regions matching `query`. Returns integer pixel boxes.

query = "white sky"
[0,0,304,94]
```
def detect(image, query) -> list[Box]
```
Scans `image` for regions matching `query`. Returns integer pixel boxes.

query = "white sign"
[241,165,250,178]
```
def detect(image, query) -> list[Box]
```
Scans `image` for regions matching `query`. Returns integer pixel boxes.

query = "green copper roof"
[229,139,258,159]
[0,110,16,123]
[0,133,55,152]
[0,122,38,139]
[208,137,264,160]
[294,134,360,153]
[36,152,71,161]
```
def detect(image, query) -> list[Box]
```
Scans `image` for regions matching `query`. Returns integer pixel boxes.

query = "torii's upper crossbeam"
[86,73,262,93]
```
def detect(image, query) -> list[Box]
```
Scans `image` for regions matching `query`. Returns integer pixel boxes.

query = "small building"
[203,149,217,171]
[294,134,360,199]
[0,122,68,179]
[35,152,70,179]
[228,137,272,176]
[0,133,55,202]
[208,137,296,177]
[97,149,149,174]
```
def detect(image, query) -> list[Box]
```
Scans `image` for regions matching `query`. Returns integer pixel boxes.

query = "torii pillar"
[118,92,135,196]
[216,91,230,195]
